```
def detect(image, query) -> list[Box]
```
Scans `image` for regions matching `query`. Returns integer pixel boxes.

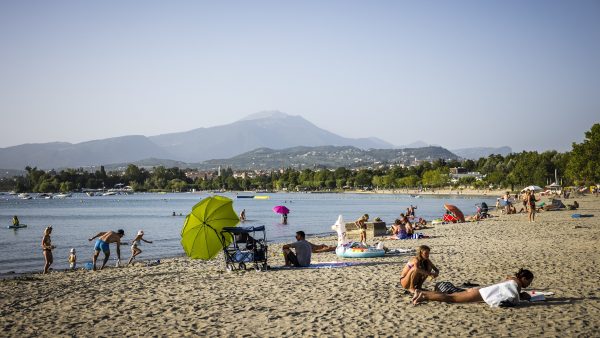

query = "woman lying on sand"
[400,245,439,292]
[412,268,534,307]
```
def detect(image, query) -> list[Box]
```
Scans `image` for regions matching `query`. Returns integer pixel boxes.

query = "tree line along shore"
[2,124,599,194]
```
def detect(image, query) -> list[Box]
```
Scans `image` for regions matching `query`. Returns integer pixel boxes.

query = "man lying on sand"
[88,229,125,271]
[412,268,534,307]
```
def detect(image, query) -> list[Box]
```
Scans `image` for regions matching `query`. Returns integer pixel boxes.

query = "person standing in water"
[240,209,246,221]
[41,226,55,273]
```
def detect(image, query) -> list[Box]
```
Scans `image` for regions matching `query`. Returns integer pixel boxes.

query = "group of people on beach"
[40,226,152,273]
[388,214,428,240]
[279,227,536,307]
[399,245,535,306]
[498,190,540,222]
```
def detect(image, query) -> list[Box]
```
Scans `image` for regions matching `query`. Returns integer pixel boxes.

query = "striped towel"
[435,281,465,294]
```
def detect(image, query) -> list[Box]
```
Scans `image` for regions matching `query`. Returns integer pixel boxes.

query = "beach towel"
[434,281,465,294]
[386,248,416,254]
[274,261,364,270]
[571,214,594,218]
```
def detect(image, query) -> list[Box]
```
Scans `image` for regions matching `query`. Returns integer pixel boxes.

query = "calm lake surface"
[0,192,497,274]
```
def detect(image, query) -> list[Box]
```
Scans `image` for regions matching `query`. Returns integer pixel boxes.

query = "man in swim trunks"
[88,229,125,271]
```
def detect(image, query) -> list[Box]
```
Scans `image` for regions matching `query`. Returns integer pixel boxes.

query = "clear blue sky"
[1,0,598,152]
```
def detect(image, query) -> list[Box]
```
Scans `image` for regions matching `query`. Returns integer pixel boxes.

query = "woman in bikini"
[528,191,539,222]
[355,214,369,244]
[388,219,410,240]
[41,226,55,273]
[412,268,534,306]
[400,245,439,292]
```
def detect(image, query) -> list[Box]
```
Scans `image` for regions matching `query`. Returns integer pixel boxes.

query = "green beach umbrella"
[181,195,239,260]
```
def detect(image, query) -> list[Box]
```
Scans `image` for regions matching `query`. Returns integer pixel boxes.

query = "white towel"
[479,280,520,307]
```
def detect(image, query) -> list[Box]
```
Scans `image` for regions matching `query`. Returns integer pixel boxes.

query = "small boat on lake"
[7,224,27,229]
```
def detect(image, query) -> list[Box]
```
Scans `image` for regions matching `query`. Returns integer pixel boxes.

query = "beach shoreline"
[2,195,599,336]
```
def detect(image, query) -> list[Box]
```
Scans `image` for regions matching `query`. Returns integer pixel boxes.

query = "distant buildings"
[449,167,484,183]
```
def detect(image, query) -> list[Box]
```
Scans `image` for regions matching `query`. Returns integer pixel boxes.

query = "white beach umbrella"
[521,185,543,192]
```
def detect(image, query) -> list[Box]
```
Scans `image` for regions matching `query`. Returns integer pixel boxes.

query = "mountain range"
[0,111,511,170]
[0,111,395,170]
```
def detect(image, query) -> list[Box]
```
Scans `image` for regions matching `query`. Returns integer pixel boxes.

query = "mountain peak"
[239,110,293,121]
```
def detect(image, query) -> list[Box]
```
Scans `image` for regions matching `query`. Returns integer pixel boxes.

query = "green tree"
[566,124,600,184]
[422,168,448,187]
[397,175,419,188]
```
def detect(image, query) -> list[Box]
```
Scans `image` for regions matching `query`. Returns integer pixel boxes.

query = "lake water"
[0,192,497,274]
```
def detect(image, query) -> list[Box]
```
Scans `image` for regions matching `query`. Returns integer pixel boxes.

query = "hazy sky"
[1,1,598,152]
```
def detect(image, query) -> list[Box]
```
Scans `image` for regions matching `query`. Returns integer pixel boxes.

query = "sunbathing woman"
[389,219,401,236]
[412,268,534,306]
[400,245,439,292]
[388,219,409,240]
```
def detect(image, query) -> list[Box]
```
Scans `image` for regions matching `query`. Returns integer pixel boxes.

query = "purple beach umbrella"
[272,205,290,214]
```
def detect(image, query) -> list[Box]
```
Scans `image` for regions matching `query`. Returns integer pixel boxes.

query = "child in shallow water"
[68,248,77,270]
[127,230,153,266]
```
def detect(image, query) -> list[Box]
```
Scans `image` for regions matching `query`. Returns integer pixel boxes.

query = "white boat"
[53,193,72,199]
[18,193,32,200]
[38,193,53,199]
[102,191,117,196]
[106,183,134,195]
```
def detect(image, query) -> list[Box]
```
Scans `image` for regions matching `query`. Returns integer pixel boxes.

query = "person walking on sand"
[41,226,55,273]
[355,214,369,244]
[127,230,153,265]
[400,245,439,292]
[88,229,125,271]
[412,268,534,307]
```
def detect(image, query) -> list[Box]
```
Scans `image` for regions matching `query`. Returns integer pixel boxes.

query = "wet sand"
[1,195,599,336]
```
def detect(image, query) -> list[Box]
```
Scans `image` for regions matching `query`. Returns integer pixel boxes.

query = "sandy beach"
[2,195,600,337]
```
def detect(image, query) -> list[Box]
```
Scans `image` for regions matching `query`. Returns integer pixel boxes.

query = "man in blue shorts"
[88,229,125,271]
